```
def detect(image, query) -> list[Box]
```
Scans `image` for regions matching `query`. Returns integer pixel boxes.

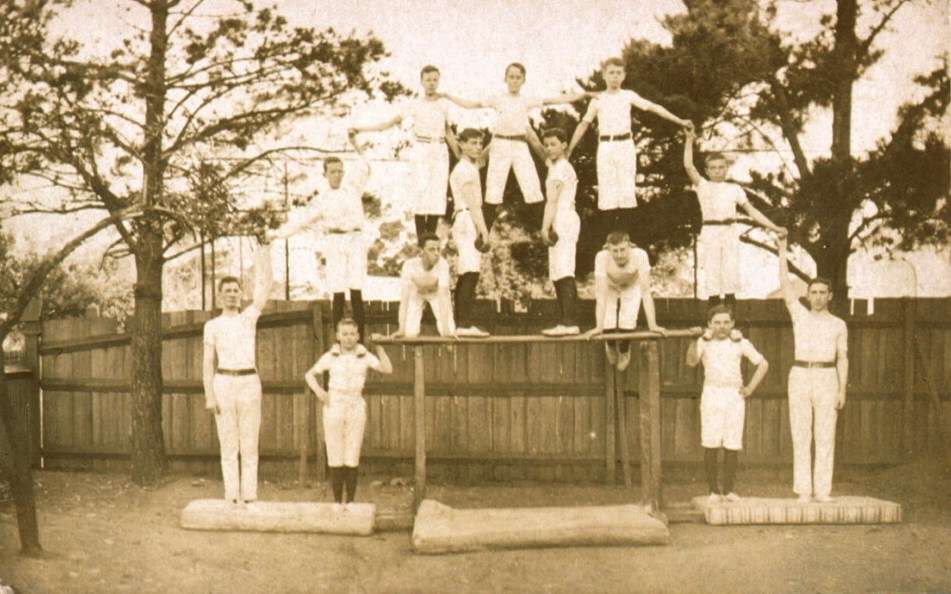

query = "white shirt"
[789,301,848,363]
[203,306,261,370]
[315,159,370,233]
[312,344,382,395]
[697,337,764,389]
[401,257,450,295]
[583,90,650,135]
[594,246,651,290]
[546,158,577,220]
[401,97,451,139]
[695,179,749,222]
[488,94,543,135]
[450,158,482,211]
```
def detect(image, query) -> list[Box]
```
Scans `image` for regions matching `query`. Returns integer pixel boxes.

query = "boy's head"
[601,57,626,89]
[457,128,484,159]
[418,232,441,267]
[335,317,360,348]
[217,276,242,310]
[703,152,729,182]
[420,65,440,94]
[605,230,632,265]
[806,277,833,312]
[504,62,526,92]
[323,156,345,189]
[541,127,568,160]
[706,305,735,338]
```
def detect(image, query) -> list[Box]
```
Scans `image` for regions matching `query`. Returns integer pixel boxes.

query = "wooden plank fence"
[21,297,951,482]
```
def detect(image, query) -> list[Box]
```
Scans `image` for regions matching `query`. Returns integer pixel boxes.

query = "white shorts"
[485,138,544,205]
[698,225,740,299]
[405,290,455,337]
[409,141,450,216]
[451,210,482,274]
[700,386,745,450]
[322,232,367,294]
[323,394,367,467]
[596,139,637,210]
[603,286,642,330]
[549,211,580,281]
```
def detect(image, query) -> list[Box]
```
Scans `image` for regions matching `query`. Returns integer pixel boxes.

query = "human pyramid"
[203,58,849,513]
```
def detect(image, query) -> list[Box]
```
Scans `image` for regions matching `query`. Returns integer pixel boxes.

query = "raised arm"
[777,236,800,311]
[683,128,704,186]
[251,240,273,311]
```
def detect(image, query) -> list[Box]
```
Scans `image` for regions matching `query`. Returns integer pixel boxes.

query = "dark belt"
[493,134,526,142]
[793,360,836,369]
[703,219,737,226]
[216,368,258,376]
[599,133,632,142]
[325,228,360,234]
[415,135,445,144]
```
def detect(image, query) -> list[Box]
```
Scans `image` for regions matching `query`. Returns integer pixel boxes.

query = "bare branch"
[768,81,812,179]
[167,0,209,38]
[859,0,910,55]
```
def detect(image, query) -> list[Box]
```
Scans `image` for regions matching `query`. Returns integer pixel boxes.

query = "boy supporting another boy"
[349,65,458,239]
[683,127,786,307]
[586,231,665,371]
[531,127,580,337]
[449,128,492,338]
[567,57,692,246]
[687,306,769,503]
[392,232,456,338]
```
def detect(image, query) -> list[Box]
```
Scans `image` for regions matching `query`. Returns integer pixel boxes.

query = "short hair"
[420,64,440,78]
[505,62,526,77]
[458,128,483,143]
[336,317,359,332]
[807,277,833,292]
[217,276,240,291]
[323,156,343,172]
[417,232,440,248]
[706,304,734,324]
[541,127,567,143]
[704,152,728,165]
[602,57,625,70]
[605,230,630,245]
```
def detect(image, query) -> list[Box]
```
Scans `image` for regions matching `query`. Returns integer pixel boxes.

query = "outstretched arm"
[683,128,704,186]
[634,94,692,129]
[739,200,787,236]
[251,240,273,311]
[541,91,588,105]
[441,94,487,109]
[349,114,402,134]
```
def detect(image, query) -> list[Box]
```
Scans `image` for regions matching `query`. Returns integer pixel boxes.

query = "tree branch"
[769,81,812,179]
[859,0,910,55]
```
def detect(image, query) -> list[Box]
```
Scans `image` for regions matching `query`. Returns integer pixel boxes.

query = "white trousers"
[323,232,367,294]
[596,139,637,210]
[485,138,544,205]
[603,286,642,330]
[323,394,367,467]
[788,367,839,497]
[548,211,580,280]
[698,225,740,299]
[700,386,745,450]
[451,210,482,274]
[409,142,450,216]
[213,374,262,502]
[405,290,456,337]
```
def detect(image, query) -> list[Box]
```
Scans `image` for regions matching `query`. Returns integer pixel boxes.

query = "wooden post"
[604,356,616,485]
[311,301,326,482]
[638,341,663,510]
[902,299,915,456]
[615,369,632,488]
[413,346,426,510]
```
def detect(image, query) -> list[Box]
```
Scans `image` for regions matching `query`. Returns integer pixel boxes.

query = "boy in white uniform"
[567,57,692,246]
[444,63,587,231]
[349,65,459,239]
[586,231,665,371]
[392,232,456,338]
[687,305,769,503]
[532,127,580,337]
[305,319,393,511]
[270,132,371,342]
[202,240,274,508]
[449,128,492,338]
[683,127,786,307]
[778,236,849,503]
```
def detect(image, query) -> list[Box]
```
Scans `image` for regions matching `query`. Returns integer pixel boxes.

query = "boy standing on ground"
[687,305,769,503]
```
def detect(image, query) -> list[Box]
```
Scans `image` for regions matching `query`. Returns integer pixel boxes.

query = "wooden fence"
[24,298,951,482]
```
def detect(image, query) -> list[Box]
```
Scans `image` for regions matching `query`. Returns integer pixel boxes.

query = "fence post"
[413,346,426,510]
[638,341,662,510]
[902,299,916,456]
[604,356,616,485]
[310,301,326,483]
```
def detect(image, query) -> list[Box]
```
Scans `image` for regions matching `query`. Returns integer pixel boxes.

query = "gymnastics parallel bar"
[373,328,702,512]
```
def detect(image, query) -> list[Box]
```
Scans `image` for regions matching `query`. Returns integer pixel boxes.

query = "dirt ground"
[1,459,949,594]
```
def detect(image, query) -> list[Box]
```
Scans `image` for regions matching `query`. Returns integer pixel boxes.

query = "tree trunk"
[0,347,42,556]
[831,0,858,163]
